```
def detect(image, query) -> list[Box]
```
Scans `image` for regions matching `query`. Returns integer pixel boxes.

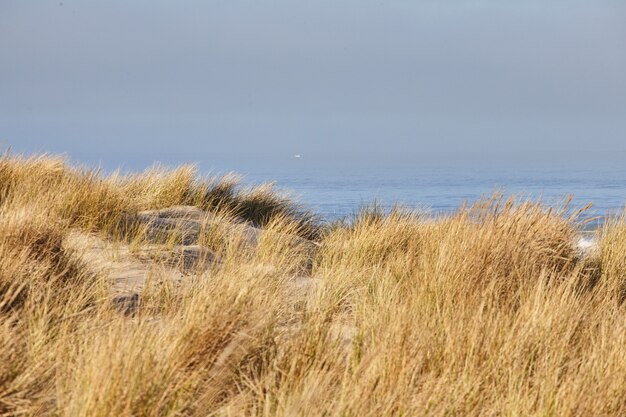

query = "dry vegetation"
[0,152,625,416]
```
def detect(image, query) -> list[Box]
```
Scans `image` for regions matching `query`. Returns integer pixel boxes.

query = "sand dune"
[64,205,319,316]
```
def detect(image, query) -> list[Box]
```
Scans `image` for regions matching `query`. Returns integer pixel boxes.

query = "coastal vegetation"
[0,153,625,416]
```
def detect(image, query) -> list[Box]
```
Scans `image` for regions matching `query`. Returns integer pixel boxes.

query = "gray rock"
[112,293,140,316]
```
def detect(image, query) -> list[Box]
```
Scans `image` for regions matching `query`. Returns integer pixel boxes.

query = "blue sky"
[1,0,625,158]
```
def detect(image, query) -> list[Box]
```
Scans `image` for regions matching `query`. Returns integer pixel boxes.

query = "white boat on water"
[294,154,301,158]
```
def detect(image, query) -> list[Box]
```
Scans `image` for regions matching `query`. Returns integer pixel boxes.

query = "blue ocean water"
[74,150,626,224]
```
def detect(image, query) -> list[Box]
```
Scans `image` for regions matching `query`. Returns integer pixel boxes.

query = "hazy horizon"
[2,1,626,157]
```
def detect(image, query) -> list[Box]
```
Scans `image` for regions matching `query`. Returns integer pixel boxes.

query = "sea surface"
[73,150,625,225]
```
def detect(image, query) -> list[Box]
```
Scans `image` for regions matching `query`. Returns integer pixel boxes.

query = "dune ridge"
[0,153,625,416]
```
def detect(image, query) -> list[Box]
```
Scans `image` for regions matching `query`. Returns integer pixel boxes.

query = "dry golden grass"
[0,152,625,416]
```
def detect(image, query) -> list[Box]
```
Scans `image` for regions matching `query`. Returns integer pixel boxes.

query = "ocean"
[73,150,626,225]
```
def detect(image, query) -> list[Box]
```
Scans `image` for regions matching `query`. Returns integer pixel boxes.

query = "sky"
[1,0,626,160]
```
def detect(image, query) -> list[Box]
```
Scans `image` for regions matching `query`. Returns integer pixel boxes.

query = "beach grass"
[0,152,625,416]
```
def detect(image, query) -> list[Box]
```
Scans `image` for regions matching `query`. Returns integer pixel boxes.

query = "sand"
[63,205,319,315]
